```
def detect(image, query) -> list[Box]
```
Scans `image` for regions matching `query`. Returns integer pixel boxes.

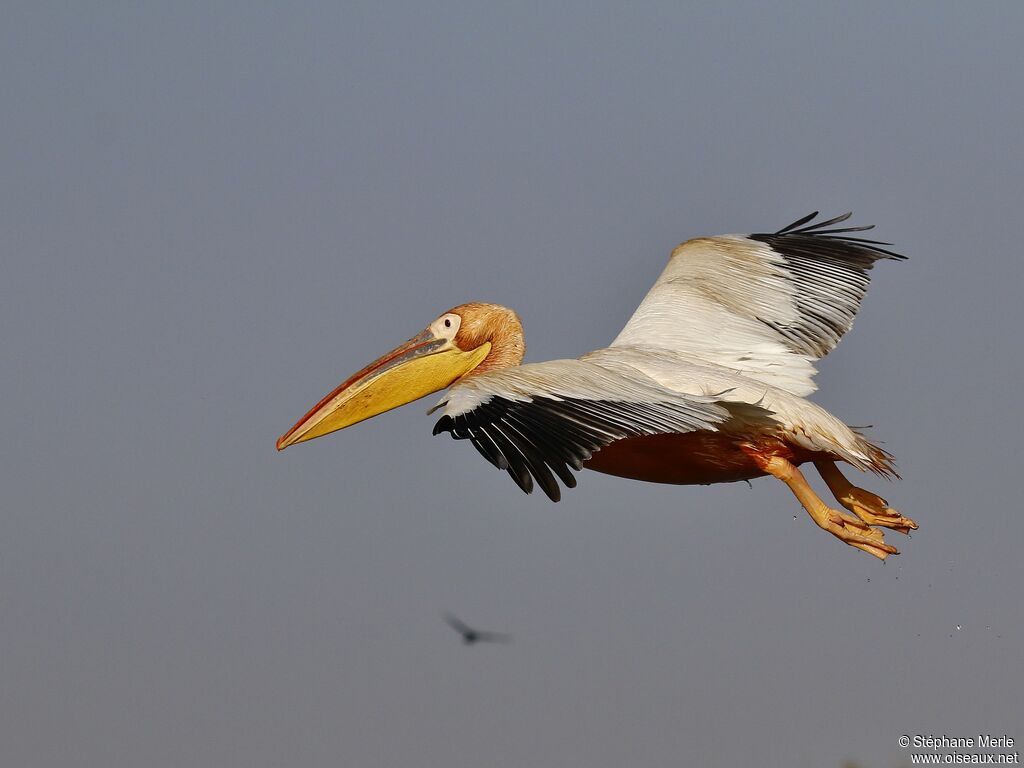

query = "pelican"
[277,212,917,560]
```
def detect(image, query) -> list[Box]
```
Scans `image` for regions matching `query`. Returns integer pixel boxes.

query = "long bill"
[276,329,490,450]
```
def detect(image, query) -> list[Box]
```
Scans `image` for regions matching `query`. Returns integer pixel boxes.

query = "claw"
[823,510,898,559]
[848,540,899,560]
[815,460,919,538]
[844,488,919,535]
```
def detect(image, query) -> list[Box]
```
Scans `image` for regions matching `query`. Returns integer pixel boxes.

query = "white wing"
[610,213,905,396]
[432,358,765,501]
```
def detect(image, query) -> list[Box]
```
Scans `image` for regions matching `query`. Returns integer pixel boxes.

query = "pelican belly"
[583,432,826,485]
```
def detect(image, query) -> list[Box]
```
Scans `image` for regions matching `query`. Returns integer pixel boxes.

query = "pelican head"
[276,303,523,450]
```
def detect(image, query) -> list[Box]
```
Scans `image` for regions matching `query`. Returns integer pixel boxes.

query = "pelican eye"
[436,313,461,337]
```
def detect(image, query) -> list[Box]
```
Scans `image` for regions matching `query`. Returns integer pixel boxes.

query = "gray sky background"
[3,3,1022,767]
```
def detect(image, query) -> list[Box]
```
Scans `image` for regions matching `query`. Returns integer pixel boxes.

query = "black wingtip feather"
[797,211,853,232]
[775,211,856,235]
[776,211,819,234]
[761,212,907,261]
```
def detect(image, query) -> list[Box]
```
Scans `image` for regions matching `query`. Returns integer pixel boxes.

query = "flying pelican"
[277,212,917,560]
[443,613,511,646]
